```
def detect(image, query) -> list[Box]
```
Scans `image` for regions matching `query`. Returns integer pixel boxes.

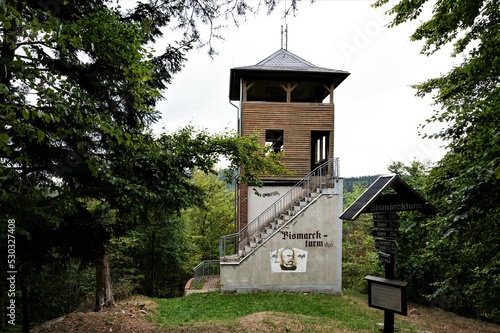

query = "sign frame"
[365,275,408,316]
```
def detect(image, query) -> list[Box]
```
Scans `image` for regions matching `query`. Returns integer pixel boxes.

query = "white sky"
[152,0,453,177]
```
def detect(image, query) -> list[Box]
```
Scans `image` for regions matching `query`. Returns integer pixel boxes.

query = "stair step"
[221,254,240,262]
[231,191,320,259]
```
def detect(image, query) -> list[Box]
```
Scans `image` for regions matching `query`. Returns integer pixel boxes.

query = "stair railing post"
[307,177,310,197]
[274,204,277,228]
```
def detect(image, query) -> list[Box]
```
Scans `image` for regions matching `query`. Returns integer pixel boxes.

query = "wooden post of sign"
[384,252,396,333]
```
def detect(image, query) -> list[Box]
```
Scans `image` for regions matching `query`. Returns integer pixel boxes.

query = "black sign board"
[373,229,400,238]
[373,213,399,220]
[340,175,437,221]
[340,175,436,333]
[369,194,426,213]
[365,275,408,316]
[379,252,392,264]
[374,220,399,229]
[374,239,398,252]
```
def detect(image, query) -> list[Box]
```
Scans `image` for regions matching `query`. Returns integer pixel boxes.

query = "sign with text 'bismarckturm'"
[339,175,437,221]
[341,175,437,333]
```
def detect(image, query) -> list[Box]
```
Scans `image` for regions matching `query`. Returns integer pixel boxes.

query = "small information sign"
[365,275,408,316]
[373,220,399,229]
[379,252,391,264]
[374,239,398,252]
[373,213,399,220]
[373,229,400,238]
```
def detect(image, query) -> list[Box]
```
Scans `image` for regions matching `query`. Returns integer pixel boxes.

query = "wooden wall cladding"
[242,102,335,178]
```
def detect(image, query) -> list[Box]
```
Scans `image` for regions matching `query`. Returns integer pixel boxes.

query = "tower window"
[265,130,284,153]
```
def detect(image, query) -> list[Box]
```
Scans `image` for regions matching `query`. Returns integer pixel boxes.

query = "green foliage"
[1,0,292,329]
[373,0,500,321]
[182,170,236,266]
[342,182,383,293]
[25,261,96,326]
[343,175,379,194]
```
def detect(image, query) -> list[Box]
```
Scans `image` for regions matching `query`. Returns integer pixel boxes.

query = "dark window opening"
[266,130,284,153]
[311,131,329,170]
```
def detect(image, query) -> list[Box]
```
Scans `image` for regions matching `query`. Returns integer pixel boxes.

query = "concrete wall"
[247,185,294,223]
[220,186,343,294]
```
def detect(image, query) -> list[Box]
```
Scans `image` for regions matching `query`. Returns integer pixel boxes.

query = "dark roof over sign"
[229,49,350,101]
[340,175,438,220]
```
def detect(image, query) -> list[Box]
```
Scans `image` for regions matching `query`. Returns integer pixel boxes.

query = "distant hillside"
[343,175,380,193]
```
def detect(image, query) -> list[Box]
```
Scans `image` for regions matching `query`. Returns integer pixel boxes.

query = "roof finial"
[280,25,288,50]
[280,0,288,50]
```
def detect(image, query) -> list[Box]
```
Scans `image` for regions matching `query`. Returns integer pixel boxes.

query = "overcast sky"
[152,0,453,177]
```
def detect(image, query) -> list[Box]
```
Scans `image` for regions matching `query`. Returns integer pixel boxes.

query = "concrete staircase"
[238,189,321,259]
[219,158,339,263]
[220,186,328,263]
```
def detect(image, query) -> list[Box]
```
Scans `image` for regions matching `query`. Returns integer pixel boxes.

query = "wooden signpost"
[340,175,437,333]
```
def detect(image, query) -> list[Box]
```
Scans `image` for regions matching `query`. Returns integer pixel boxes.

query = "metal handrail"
[220,157,339,259]
[193,260,220,285]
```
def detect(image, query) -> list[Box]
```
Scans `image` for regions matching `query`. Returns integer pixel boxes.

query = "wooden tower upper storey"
[229,49,350,180]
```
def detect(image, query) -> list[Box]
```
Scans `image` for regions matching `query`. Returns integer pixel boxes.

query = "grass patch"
[193,279,205,290]
[152,291,417,332]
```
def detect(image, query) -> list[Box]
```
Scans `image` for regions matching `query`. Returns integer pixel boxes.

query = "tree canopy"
[374,0,500,320]
[0,0,291,329]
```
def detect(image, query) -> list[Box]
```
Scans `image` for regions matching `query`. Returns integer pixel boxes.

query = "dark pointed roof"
[229,49,350,101]
[247,48,317,69]
[340,175,438,220]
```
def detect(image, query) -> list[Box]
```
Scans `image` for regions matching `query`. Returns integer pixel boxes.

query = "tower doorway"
[311,131,330,171]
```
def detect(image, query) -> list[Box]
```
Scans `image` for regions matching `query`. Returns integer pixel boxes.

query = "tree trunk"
[94,253,115,312]
[0,284,5,330]
[0,1,19,106]
[149,231,157,296]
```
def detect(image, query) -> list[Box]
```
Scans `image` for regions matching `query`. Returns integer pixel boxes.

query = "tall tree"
[374,0,500,320]
[1,0,290,329]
